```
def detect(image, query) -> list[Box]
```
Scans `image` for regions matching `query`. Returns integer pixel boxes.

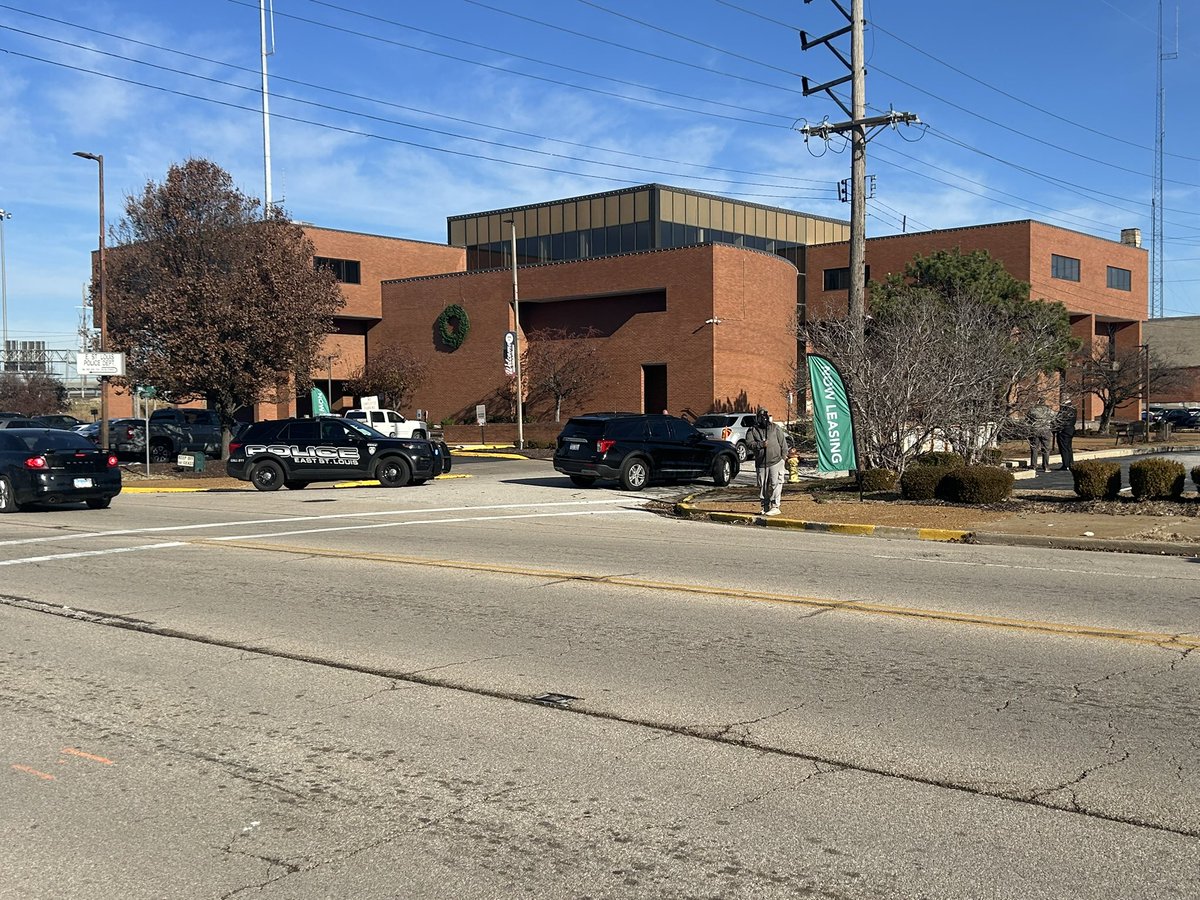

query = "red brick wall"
[377,245,798,425]
[804,221,1147,321]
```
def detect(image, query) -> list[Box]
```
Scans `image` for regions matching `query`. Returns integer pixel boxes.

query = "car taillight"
[598,438,616,454]
[107,454,119,468]
[229,442,242,455]
[24,456,47,469]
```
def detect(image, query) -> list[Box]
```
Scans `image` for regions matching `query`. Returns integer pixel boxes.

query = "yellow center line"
[197,539,1200,651]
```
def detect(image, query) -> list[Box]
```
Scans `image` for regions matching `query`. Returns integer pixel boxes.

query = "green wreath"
[436,303,470,350]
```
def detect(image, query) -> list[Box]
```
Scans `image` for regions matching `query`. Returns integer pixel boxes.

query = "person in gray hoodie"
[745,408,789,515]
[1026,400,1056,472]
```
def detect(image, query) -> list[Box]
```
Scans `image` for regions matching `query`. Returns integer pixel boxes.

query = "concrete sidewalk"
[677,443,1200,557]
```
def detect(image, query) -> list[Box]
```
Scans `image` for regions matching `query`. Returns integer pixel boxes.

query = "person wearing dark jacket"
[745,408,789,515]
[1054,402,1077,470]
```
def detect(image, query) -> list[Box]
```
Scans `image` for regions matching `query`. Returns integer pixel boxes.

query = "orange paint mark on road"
[61,748,114,765]
[11,764,55,781]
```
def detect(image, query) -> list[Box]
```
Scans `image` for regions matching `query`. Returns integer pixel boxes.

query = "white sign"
[503,331,516,376]
[475,404,487,426]
[76,351,125,376]
[360,395,380,411]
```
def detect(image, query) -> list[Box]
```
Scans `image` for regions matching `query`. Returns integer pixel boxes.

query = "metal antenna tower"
[1152,0,1177,320]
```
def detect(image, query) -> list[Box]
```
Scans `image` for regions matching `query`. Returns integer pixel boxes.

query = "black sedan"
[0,428,122,511]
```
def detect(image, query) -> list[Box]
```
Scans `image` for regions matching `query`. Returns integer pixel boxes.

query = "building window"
[1107,266,1131,291]
[824,267,850,291]
[1051,254,1080,282]
[822,266,869,291]
[314,257,362,284]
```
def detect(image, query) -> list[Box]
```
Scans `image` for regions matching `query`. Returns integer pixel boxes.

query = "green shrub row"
[1072,458,1190,500]
[900,463,1012,503]
[859,468,898,492]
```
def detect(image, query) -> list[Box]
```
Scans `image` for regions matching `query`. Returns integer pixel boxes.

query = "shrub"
[936,466,1014,504]
[1129,457,1185,500]
[1192,465,1200,490]
[900,466,953,501]
[859,467,898,492]
[1071,461,1121,500]
[912,450,965,469]
[979,448,1004,466]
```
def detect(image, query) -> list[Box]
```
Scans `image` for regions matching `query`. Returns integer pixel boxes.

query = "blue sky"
[1,0,1197,350]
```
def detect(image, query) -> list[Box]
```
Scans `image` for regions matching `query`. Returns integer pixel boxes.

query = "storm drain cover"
[531,692,581,707]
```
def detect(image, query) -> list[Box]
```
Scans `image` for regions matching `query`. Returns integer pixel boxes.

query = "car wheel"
[250,460,285,491]
[149,440,172,463]
[0,476,19,512]
[735,441,748,463]
[619,457,650,491]
[85,497,112,509]
[284,481,309,490]
[569,474,597,487]
[712,455,734,487]
[376,456,412,487]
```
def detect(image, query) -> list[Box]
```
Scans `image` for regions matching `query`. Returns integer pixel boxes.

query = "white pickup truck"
[343,409,429,440]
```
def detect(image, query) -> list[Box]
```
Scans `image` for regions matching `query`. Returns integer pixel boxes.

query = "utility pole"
[799,0,919,337]
[1151,0,1177,320]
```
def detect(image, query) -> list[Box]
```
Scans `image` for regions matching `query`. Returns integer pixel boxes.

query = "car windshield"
[12,430,96,452]
[694,415,734,429]
[341,418,387,438]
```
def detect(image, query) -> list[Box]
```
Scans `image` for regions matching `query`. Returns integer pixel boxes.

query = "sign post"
[503,331,516,376]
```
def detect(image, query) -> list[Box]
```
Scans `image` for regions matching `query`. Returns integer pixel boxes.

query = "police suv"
[226,416,451,491]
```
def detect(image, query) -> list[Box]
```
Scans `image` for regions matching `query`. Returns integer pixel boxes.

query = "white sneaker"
[765,508,781,516]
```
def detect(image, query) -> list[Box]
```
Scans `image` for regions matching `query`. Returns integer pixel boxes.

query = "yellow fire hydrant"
[786,448,801,483]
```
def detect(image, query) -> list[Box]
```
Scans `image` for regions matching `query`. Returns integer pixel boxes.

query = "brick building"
[1144,316,1200,404]
[106,187,1150,433]
[806,221,1148,421]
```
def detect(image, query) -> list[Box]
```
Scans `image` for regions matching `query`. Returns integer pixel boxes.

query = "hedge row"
[900,463,1013,504]
[1072,458,1191,500]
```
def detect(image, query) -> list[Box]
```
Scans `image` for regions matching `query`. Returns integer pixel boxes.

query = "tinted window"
[13,431,95,452]
[1052,254,1080,281]
[1107,266,1131,291]
[694,415,734,429]
[0,432,20,450]
[285,421,320,443]
[242,421,287,442]
[645,417,672,439]
[321,420,357,441]
[560,419,605,439]
[606,418,646,440]
[345,411,366,421]
[667,418,699,440]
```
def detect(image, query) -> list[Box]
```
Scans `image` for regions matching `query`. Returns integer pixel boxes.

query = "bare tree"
[523,327,603,422]
[807,282,1074,473]
[103,158,344,452]
[1072,344,1181,431]
[0,372,68,415]
[345,344,429,411]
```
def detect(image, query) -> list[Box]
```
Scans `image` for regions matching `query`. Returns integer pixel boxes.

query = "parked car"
[1160,409,1198,428]
[31,414,86,430]
[343,408,429,439]
[77,418,193,462]
[0,410,26,419]
[553,412,739,491]
[0,427,121,511]
[692,411,759,462]
[149,408,223,458]
[0,417,41,429]
[226,416,451,491]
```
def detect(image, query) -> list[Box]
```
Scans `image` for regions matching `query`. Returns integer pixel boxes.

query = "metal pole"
[1143,343,1151,442]
[260,0,273,212]
[0,209,10,370]
[506,220,524,450]
[74,152,107,454]
[327,355,333,412]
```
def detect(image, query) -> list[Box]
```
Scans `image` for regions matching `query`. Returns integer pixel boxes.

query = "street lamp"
[503,218,524,450]
[73,151,108,454]
[0,208,10,372]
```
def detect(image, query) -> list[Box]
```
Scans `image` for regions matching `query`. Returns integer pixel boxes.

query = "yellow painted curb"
[452,451,529,460]
[676,500,970,543]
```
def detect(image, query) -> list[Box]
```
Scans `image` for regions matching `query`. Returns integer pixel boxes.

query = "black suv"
[226,416,451,491]
[553,413,739,491]
[150,408,224,458]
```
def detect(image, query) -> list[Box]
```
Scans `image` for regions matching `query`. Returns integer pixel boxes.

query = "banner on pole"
[807,354,857,472]
[503,330,517,376]
[311,387,331,416]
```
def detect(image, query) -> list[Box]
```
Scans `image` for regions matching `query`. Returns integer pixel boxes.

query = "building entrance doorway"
[642,364,667,414]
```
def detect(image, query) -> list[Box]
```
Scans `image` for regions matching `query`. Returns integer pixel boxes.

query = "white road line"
[0,509,637,566]
[0,498,637,547]
[0,542,187,566]
[210,508,638,541]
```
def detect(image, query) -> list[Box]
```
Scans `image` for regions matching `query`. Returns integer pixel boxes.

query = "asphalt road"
[1,455,1197,898]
